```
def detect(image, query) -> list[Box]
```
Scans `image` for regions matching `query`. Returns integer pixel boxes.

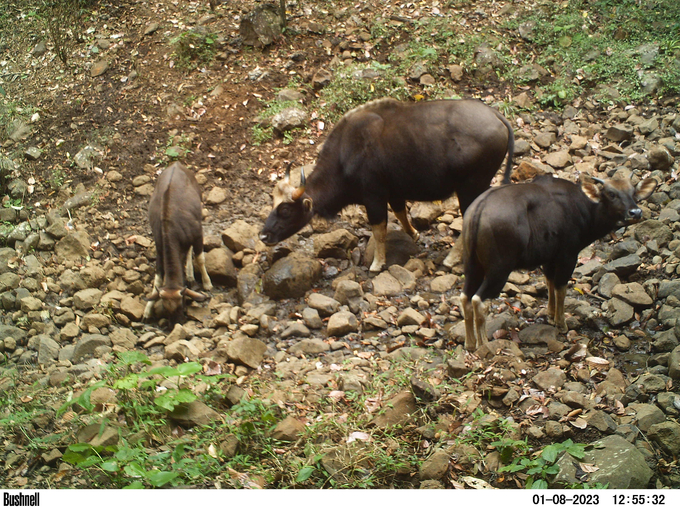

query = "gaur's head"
[260,165,314,245]
[149,286,208,326]
[580,173,657,226]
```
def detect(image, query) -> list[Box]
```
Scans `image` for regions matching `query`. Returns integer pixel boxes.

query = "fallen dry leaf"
[579,462,599,473]
[347,431,372,443]
[460,476,497,489]
[571,417,588,429]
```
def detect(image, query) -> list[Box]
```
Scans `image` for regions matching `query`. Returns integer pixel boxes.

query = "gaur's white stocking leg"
[195,251,213,291]
[554,285,568,333]
[461,293,477,351]
[369,221,387,272]
[185,250,195,283]
[472,295,488,350]
[143,273,163,320]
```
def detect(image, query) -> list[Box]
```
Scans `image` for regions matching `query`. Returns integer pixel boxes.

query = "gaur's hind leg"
[472,295,488,350]
[195,251,213,291]
[390,199,419,241]
[191,237,213,291]
[554,285,567,333]
[369,220,387,272]
[461,293,477,351]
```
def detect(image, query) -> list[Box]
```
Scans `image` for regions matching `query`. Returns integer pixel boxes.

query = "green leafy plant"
[170,29,217,70]
[251,125,273,146]
[499,439,587,489]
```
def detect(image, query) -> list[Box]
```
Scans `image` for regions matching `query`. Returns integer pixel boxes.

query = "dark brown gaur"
[461,172,657,351]
[144,162,212,324]
[259,98,515,272]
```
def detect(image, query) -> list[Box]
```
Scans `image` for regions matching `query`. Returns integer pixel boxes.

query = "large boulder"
[239,4,283,47]
[263,252,322,299]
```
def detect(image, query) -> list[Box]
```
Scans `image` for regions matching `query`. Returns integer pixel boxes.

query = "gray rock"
[289,338,330,355]
[110,328,138,350]
[165,339,203,362]
[668,345,680,380]
[302,307,323,329]
[307,293,341,316]
[236,264,261,304]
[239,4,283,47]
[586,410,618,433]
[73,288,103,310]
[634,219,673,248]
[611,282,652,307]
[419,449,450,480]
[430,274,458,293]
[281,322,311,339]
[388,265,416,292]
[90,60,109,77]
[532,367,566,392]
[543,151,572,168]
[371,271,402,297]
[607,297,635,326]
[598,272,621,298]
[221,220,265,253]
[605,124,634,142]
[519,324,558,344]
[205,187,228,205]
[272,107,307,132]
[627,403,665,432]
[647,421,680,456]
[205,247,236,287]
[277,88,304,102]
[370,391,418,428]
[333,280,364,305]
[327,311,359,336]
[313,229,358,259]
[55,232,91,263]
[397,307,426,327]
[647,145,674,171]
[603,254,641,277]
[120,295,145,321]
[263,252,322,300]
[221,335,267,368]
[73,334,112,363]
[169,401,221,427]
[38,336,60,364]
[553,435,652,489]
[270,416,305,442]
[409,202,442,230]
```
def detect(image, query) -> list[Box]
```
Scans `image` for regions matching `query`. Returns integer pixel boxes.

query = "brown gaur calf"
[144,162,212,324]
[461,173,657,351]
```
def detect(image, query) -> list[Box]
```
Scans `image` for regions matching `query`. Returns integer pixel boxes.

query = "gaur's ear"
[182,288,208,302]
[303,197,313,212]
[635,178,657,202]
[580,175,601,203]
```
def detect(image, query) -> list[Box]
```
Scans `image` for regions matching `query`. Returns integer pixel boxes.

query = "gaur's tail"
[495,112,515,185]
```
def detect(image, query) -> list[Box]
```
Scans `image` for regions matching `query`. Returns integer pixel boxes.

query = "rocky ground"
[1,0,680,490]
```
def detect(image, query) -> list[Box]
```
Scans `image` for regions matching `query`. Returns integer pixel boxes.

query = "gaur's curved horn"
[284,161,293,179]
[590,176,605,184]
[291,166,306,200]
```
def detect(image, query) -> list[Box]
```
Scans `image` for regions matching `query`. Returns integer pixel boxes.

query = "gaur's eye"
[278,204,291,218]
[606,190,616,199]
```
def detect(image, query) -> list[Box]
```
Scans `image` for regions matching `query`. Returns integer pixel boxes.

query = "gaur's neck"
[306,161,349,219]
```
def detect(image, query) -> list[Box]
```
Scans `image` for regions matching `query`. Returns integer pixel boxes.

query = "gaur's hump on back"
[344,97,401,118]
